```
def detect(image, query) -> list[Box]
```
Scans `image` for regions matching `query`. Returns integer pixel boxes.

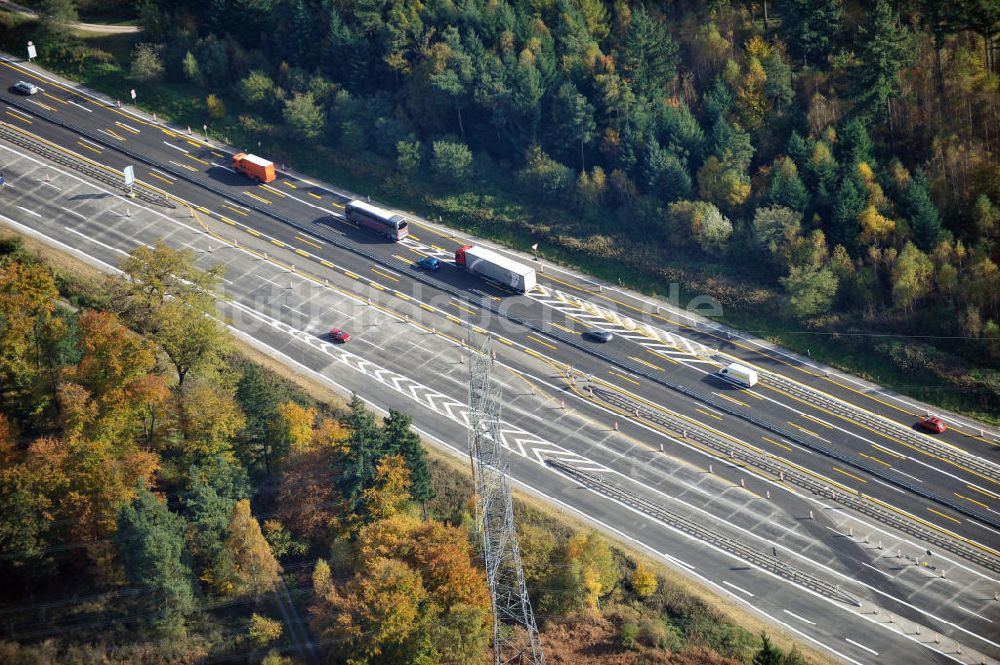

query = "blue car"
[417,256,440,271]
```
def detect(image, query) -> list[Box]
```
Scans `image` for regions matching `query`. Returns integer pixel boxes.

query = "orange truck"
[231,152,276,183]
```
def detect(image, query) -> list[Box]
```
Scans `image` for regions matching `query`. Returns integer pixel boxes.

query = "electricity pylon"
[468,335,545,665]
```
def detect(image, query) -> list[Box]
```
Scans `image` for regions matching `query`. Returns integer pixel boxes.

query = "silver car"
[13,80,41,95]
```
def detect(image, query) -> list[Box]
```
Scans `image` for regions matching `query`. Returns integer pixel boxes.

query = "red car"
[918,416,947,434]
[329,328,351,343]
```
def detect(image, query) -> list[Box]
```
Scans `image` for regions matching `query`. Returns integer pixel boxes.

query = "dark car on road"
[417,256,440,271]
[582,329,614,343]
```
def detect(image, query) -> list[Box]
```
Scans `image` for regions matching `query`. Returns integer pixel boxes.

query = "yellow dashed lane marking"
[832,466,867,483]
[147,171,173,185]
[630,356,664,372]
[450,301,478,315]
[243,191,271,204]
[260,184,286,198]
[716,392,750,408]
[114,121,140,135]
[927,507,962,525]
[955,493,989,510]
[646,348,679,365]
[761,436,792,452]
[609,371,640,386]
[526,334,557,350]
[967,485,999,500]
[295,235,323,249]
[788,422,821,438]
[801,413,833,429]
[859,453,892,468]
[370,267,399,282]
[696,408,723,422]
[872,443,906,459]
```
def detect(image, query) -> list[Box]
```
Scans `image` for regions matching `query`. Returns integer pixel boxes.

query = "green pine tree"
[902,170,944,250]
[830,174,866,250]
[779,0,842,66]
[753,633,784,665]
[853,0,914,127]
[117,483,196,635]
[767,157,809,211]
[381,410,435,504]
[340,393,384,502]
[181,458,249,575]
[702,77,733,126]
[644,140,692,203]
[835,118,873,168]
[621,7,680,99]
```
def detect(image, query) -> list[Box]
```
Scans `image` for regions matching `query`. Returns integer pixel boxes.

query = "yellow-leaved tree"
[360,455,411,521]
[223,499,282,597]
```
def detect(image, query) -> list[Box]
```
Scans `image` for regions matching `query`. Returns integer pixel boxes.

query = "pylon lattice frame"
[469,335,545,665]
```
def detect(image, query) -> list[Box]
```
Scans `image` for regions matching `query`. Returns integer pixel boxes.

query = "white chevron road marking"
[227,298,612,474]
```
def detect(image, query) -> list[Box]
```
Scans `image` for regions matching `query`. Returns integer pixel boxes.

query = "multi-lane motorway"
[1,54,998,664]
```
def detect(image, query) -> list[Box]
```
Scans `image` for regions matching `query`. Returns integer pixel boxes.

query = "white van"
[718,363,758,388]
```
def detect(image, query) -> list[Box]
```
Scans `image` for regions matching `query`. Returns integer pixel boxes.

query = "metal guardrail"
[0,122,172,208]
[545,458,863,607]
[7,96,996,533]
[759,370,1000,483]
[593,386,1000,574]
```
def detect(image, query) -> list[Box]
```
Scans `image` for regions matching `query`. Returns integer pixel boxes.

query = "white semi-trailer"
[455,245,536,294]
